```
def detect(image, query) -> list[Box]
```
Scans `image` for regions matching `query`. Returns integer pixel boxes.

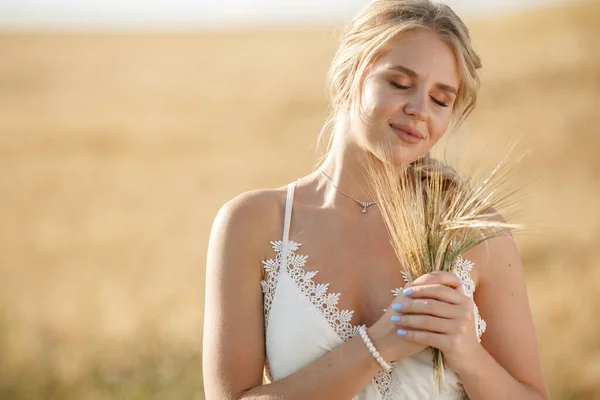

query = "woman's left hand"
[392,271,483,373]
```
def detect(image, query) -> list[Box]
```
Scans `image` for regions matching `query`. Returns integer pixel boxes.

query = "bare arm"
[457,233,549,400]
[203,190,390,400]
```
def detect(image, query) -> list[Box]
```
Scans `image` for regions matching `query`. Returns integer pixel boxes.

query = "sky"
[0,0,570,29]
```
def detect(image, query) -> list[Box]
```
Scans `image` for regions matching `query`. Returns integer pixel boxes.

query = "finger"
[391,313,456,334]
[392,298,462,319]
[397,329,450,351]
[403,284,464,305]
[408,271,462,289]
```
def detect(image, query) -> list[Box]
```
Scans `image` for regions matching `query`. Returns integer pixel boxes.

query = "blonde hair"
[315,0,482,170]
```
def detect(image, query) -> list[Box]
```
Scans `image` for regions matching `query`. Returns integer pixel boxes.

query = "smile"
[389,123,425,144]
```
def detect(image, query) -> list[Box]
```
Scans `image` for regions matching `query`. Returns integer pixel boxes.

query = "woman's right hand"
[365,271,463,363]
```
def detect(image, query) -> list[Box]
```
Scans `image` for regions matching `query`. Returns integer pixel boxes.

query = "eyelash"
[390,82,449,108]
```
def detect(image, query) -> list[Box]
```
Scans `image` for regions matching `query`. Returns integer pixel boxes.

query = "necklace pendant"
[359,201,376,214]
[359,201,371,214]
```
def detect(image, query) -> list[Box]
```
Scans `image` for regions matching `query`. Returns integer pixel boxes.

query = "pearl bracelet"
[358,325,393,372]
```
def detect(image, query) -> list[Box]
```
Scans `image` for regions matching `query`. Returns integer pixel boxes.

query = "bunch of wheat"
[359,143,522,388]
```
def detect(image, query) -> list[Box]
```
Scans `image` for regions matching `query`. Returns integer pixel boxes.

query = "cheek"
[360,83,396,120]
[429,124,445,142]
[429,111,453,141]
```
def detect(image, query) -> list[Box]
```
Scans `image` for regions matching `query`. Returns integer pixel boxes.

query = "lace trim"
[261,239,362,341]
[373,366,403,400]
[453,256,487,342]
[261,240,291,331]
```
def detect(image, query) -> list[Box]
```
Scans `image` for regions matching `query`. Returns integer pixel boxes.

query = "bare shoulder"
[462,209,517,286]
[210,187,287,257]
[215,187,285,225]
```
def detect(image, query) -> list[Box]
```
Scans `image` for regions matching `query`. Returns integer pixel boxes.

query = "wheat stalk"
[358,143,522,389]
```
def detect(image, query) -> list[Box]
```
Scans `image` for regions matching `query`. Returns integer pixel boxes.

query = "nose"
[404,92,429,121]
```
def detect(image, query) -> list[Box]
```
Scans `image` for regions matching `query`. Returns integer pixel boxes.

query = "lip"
[390,123,426,144]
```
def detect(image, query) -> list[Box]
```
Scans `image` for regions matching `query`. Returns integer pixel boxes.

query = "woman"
[203,0,549,398]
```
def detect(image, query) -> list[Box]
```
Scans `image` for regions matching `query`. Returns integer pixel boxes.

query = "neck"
[316,116,409,215]
[317,124,382,215]
[319,142,374,203]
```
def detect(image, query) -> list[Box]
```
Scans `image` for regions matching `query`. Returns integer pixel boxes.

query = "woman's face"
[350,28,461,165]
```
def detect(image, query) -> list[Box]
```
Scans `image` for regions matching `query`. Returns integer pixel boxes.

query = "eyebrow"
[389,65,458,95]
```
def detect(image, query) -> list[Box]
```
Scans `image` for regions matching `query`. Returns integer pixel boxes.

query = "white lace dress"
[261,182,486,399]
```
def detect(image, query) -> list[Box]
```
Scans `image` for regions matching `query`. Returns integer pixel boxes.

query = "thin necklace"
[318,169,377,214]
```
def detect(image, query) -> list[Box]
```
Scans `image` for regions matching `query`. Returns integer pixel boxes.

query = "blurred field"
[0,1,599,398]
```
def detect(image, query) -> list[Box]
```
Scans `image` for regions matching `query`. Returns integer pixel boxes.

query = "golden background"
[0,1,599,398]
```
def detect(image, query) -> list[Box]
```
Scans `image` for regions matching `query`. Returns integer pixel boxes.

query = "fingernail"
[392,303,403,312]
[391,315,401,322]
[397,329,407,336]
[458,278,464,285]
[403,288,414,296]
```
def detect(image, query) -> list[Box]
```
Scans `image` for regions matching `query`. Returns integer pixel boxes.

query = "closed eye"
[430,97,449,107]
[391,81,410,90]
[391,82,449,108]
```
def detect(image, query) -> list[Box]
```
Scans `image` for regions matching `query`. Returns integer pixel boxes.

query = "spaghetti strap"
[282,181,296,243]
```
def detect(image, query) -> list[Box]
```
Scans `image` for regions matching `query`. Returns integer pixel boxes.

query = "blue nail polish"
[403,288,414,296]
[392,303,403,312]
[397,329,407,336]
[391,315,401,322]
